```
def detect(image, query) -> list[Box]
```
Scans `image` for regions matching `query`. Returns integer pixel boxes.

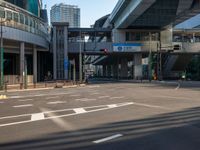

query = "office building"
[50,3,80,27]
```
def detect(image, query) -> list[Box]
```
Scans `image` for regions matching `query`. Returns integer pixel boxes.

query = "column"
[33,46,37,83]
[64,26,68,80]
[113,63,118,79]
[20,42,25,85]
[107,65,112,78]
[121,58,128,78]
[134,53,142,80]
[103,65,106,77]
[53,26,57,80]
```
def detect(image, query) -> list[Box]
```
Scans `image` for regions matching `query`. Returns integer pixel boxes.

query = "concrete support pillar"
[107,65,112,77]
[121,58,128,78]
[20,42,25,85]
[33,46,37,83]
[113,64,118,79]
[53,26,57,80]
[134,53,142,80]
[103,65,106,77]
[64,26,68,80]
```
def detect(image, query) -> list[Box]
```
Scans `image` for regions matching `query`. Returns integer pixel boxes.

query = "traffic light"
[173,44,181,51]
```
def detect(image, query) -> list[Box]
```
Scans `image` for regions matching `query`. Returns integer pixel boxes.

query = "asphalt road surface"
[0,80,199,150]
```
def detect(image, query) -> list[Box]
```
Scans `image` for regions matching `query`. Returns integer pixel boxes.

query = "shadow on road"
[1,106,200,150]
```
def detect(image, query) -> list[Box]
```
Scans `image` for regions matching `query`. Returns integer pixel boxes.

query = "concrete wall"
[3,26,49,49]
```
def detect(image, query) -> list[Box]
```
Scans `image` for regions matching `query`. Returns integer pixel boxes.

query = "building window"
[0,9,5,18]
[6,11,12,20]
[19,13,24,24]
[13,12,19,22]
[25,16,29,25]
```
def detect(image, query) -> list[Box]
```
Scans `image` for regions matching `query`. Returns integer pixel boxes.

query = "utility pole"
[0,18,4,90]
[79,31,82,83]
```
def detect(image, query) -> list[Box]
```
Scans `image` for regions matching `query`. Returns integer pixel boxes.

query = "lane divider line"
[19,99,33,102]
[93,134,123,144]
[13,104,33,108]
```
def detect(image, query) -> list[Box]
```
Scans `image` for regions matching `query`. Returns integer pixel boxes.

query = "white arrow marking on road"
[93,134,123,144]
[31,113,45,121]
[13,104,33,108]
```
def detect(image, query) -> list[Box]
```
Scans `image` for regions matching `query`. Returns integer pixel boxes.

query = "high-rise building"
[50,3,80,28]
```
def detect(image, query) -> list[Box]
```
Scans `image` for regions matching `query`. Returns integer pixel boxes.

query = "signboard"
[113,43,142,52]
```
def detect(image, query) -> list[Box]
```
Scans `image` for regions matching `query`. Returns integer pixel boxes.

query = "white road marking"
[0,101,4,104]
[19,99,33,102]
[40,108,75,130]
[133,102,169,110]
[88,85,100,88]
[110,96,124,100]
[70,95,80,97]
[46,96,60,100]
[76,98,97,102]
[73,108,87,114]
[47,101,66,105]
[98,96,110,99]
[9,92,73,99]
[13,104,33,108]
[0,102,134,127]
[93,134,123,144]
[31,113,44,121]
[90,93,100,95]
[153,95,191,100]
[108,104,118,108]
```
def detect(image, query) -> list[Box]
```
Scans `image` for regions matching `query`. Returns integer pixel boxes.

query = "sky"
[43,0,118,27]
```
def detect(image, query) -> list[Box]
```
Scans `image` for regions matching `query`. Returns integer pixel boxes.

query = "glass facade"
[4,0,40,16]
[50,4,80,28]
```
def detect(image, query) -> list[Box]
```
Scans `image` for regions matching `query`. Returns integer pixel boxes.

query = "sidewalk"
[0,81,86,93]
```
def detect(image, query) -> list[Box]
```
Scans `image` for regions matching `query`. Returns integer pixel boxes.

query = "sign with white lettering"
[113,43,142,52]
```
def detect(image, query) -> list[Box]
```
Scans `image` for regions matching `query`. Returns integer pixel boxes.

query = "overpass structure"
[90,0,200,80]
[52,0,200,81]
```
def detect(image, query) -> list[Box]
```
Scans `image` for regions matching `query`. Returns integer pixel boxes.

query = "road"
[0,80,200,150]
